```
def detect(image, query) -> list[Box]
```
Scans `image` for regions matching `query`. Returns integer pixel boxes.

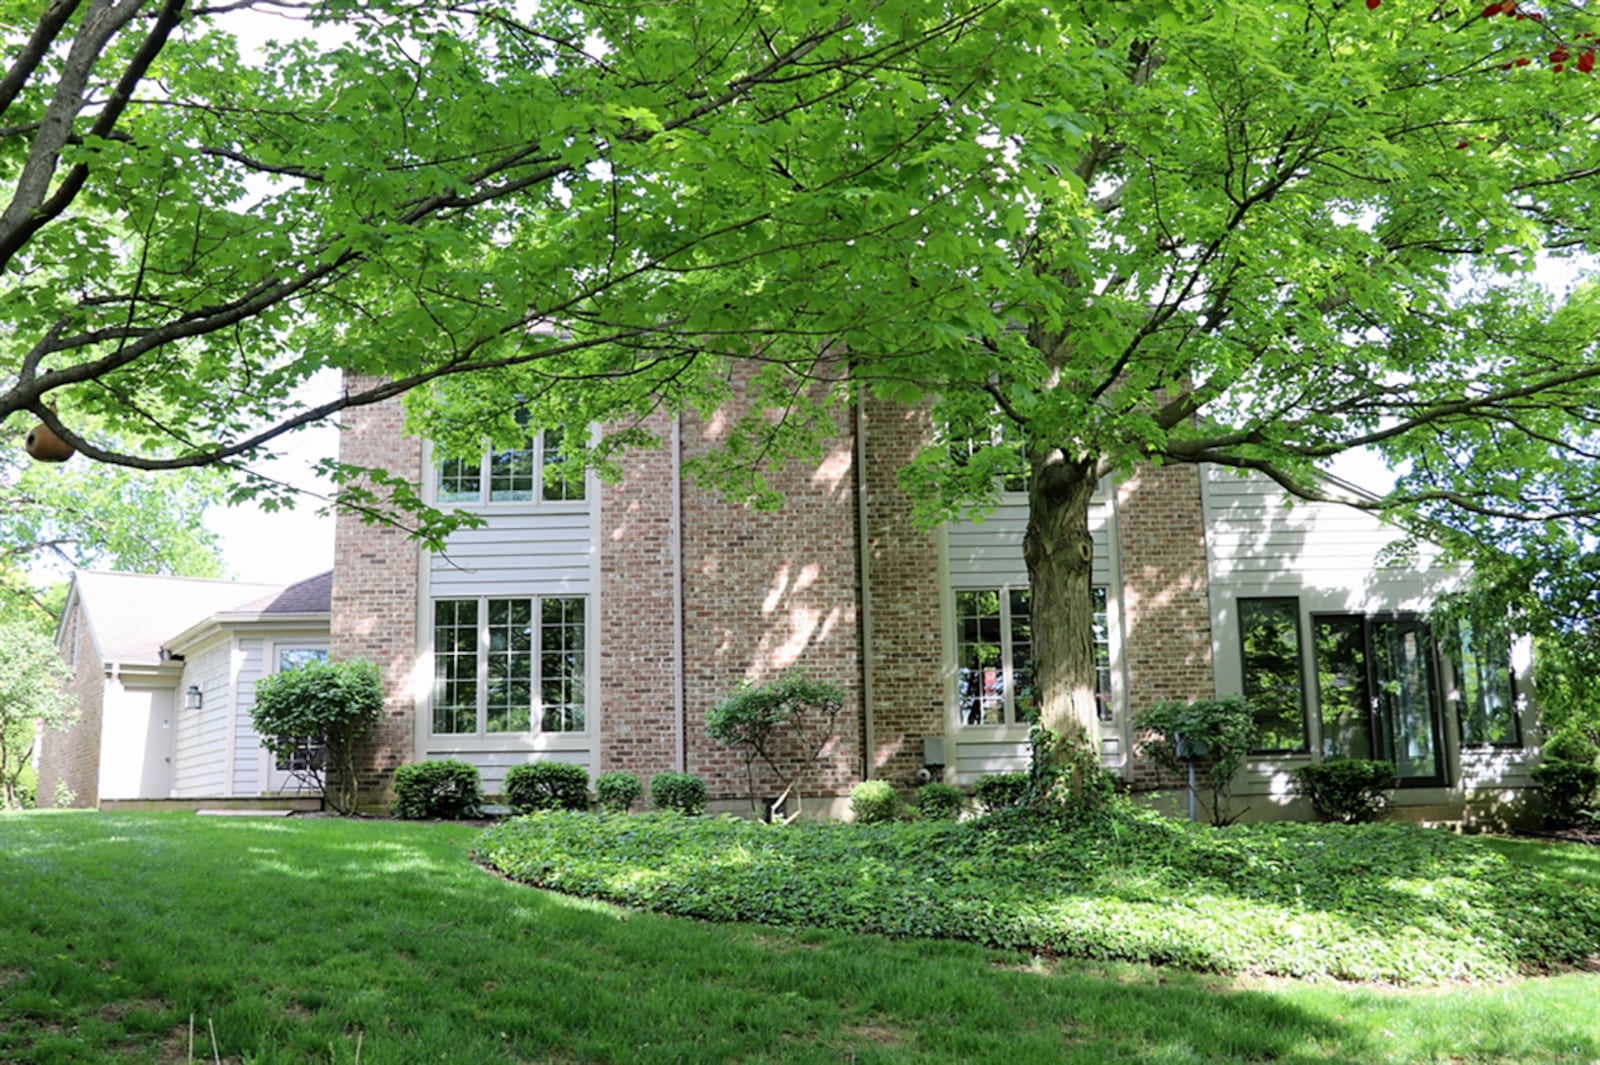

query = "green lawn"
[0,811,1596,1064]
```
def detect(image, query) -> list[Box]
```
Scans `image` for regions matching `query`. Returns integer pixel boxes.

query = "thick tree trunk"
[1023,454,1101,750]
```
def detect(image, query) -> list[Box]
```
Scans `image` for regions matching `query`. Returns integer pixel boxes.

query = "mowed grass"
[0,812,1593,1064]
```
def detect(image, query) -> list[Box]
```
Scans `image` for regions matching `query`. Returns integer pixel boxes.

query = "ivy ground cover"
[478,804,1600,985]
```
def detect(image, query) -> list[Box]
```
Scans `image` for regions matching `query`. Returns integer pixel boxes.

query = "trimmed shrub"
[249,658,384,815]
[914,781,965,821]
[1292,759,1395,824]
[504,762,590,814]
[649,771,707,816]
[1533,727,1600,825]
[1532,760,1600,824]
[850,780,903,824]
[595,771,643,813]
[972,771,1029,812]
[391,759,483,820]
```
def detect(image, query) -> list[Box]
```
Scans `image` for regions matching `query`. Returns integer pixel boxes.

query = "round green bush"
[391,759,483,820]
[850,780,904,824]
[649,771,706,815]
[915,781,965,821]
[504,762,590,814]
[595,771,643,813]
[972,771,1029,812]
[1292,759,1395,825]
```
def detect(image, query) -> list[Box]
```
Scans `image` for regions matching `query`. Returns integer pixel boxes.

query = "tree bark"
[1023,452,1101,750]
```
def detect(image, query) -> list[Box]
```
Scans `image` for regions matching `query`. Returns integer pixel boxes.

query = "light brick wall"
[678,373,865,804]
[1116,463,1216,790]
[860,398,945,787]
[37,600,102,807]
[330,380,422,806]
[598,411,682,784]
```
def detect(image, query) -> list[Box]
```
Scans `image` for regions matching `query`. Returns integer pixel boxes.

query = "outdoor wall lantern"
[185,685,203,711]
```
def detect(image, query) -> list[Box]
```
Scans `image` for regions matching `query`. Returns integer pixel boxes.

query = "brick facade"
[330,383,422,806]
[1115,463,1216,790]
[860,398,945,787]
[324,372,1226,808]
[678,376,865,805]
[36,600,102,807]
[598,411,683,785]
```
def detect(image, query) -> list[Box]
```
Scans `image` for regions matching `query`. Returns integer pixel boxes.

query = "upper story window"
[436,424,585,505]
[949,426,1028,493]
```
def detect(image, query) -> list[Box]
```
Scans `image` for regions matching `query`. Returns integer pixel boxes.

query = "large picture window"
[956,586,1110,727]
[1239,597,1308,752]
[431,596,587,735]
[436,424,585,505]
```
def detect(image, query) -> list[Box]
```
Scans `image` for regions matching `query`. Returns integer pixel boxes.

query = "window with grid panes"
[431,597,586,735]
[957,586,1111,726]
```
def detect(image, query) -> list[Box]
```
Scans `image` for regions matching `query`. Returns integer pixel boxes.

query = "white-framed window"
[269,643,329,775]
[955,586,1110,726]
[431,596,588,736]
[436,424,584,505]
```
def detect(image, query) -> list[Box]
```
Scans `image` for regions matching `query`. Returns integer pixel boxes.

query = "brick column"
[330,379,422,807]
[599,411,682,783]
[1116,463,1215,789]
[860,398,945,787]
[37,603,103,807]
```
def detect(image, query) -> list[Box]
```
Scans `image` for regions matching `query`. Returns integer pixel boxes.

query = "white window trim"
[426,594,593,741]
[426,430,593,510]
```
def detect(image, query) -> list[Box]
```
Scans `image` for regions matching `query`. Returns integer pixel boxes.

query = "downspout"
[855,397,877,782]
[673,413,686,773]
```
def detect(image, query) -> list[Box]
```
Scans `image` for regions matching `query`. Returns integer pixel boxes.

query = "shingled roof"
[66,570,332,666]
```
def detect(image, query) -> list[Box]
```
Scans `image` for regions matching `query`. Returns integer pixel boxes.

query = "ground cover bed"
[477,803,1600,985]
[3,810,1599,1063]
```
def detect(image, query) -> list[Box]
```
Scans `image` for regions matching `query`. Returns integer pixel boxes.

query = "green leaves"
[476,806,1600,984]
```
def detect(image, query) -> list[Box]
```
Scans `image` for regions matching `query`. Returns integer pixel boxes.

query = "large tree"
[419,2,1600,753]
[8,0,1600,761]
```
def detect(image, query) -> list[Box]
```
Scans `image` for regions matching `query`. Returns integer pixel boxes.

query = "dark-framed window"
[1452,622,1519,748]
[1313,613,1446,787]
[1238,597,1308,752]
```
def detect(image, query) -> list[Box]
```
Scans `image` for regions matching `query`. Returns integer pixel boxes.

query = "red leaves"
[1579,50,1597,73]
[1366,0,1381,10]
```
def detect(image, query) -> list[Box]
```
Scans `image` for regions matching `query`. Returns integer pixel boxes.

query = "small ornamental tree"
[1135,696,1257,827]
[250,659,384,815]
[0,621,74,809]
[707,671,846,823]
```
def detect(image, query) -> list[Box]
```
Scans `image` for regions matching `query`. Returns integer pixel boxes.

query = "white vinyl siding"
[230,638,266,796]
[944,483,1126,782]
[1200,466,1535,805]
[429,510,594,598]
[172,642,231,797]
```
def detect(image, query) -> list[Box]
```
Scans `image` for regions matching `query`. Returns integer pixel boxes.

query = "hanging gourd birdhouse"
[24,421,74,462]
